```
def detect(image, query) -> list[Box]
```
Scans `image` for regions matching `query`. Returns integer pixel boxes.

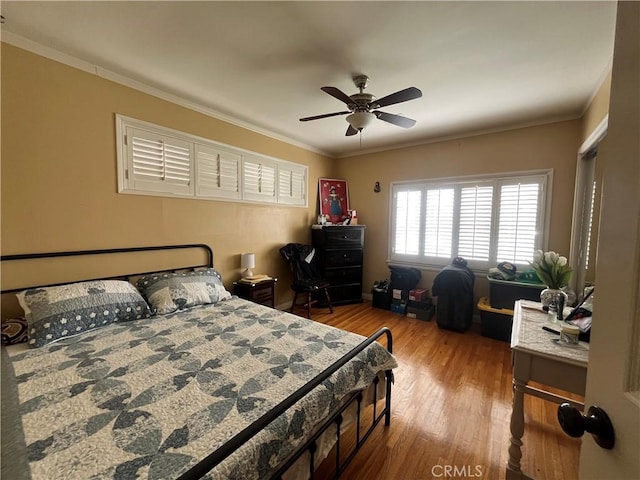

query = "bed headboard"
[0,244,214,318]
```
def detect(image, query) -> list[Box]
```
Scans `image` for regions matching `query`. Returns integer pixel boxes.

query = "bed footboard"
[179,327,394,480]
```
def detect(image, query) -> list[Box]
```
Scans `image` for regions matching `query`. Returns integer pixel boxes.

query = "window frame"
[116,114,308,207]
[388,170,552,272]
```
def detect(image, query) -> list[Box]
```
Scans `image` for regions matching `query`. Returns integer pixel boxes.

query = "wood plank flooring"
[309,301,582,480]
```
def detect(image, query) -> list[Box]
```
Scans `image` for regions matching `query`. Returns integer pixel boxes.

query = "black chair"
[279,243,333,319]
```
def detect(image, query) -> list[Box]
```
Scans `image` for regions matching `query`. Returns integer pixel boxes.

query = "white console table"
[506,300,589,480]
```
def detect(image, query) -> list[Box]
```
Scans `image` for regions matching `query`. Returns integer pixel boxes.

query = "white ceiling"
[1,1,617,158]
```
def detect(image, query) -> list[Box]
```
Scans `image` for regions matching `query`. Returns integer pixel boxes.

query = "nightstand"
[233,278,277,308]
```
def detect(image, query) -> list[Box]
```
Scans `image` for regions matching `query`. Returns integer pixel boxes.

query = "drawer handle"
[342,235,348,239]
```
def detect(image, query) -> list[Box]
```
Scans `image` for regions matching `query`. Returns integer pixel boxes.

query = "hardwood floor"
[310,301,583,480]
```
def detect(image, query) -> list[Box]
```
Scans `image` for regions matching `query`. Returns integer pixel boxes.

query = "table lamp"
[241,253,255,278]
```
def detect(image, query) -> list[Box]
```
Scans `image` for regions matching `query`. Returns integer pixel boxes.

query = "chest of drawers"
[311,225,365,305]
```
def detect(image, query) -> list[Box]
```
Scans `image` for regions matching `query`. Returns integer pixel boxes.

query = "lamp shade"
[241,253,255,269]
[346,112,376,131]
[241,253,255,278]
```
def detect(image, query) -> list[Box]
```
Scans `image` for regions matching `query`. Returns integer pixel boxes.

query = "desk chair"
[279,243,333,319]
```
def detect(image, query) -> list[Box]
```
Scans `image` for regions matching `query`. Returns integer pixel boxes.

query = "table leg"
[506,378,526,479]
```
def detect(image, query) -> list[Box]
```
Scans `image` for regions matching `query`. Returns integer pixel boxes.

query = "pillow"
[1,318,28,345]
[137,268,231,314]
[17,280,152,348]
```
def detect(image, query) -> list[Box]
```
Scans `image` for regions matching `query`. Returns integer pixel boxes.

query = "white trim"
[2,32,328,157]
[3,31,594,161]
[580,64,613,117]
[569,115,607,298]
[389,168,552,188]
[579,114,609,154]
[336,114,581,159]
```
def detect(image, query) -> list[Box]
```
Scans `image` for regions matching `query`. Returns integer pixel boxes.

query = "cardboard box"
[409,288,429,302]
[390,303,407,314]
[477,296,514,342]
[406,304,434,321]
[392,289,405,300]
[390,299,407,314]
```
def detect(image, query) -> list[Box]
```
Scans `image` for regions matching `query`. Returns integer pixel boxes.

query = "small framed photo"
[319,178,349,224]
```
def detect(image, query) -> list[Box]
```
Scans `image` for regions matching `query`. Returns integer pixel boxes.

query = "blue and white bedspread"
[1,297,397,480]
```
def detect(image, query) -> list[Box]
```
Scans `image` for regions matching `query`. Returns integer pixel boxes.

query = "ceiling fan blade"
[321,86,356,106]
[371,87,422,109]
[345,125,359,136]
[374,111,417,128]
[300,111,350,122]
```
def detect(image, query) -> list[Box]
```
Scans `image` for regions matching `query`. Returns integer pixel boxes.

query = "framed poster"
[319,178,349,224]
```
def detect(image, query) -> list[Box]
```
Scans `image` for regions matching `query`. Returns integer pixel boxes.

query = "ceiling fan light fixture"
[346,112,376,131]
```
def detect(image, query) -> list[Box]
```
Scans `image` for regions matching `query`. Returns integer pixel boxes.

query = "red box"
[409,288,429,302]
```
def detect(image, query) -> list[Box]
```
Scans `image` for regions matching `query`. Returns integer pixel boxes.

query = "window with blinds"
[242,156,276,203]
[390,172,549,269]
[117,114,307,207]
[128,128,193,195]
[196,145,240,199]
[278,163,307,206]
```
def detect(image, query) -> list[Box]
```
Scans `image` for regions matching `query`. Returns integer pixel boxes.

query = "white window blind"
[393,189,422,255]
[459,185,493,261]
[390,172,549,270]
[128,128,193,195]
[496,182,540,264]
[585,180,597,269]
[424,188,454,258]
[278,163,307,206]
[196,146,240,199]
[242,156,276,203]
[116,115,307,207]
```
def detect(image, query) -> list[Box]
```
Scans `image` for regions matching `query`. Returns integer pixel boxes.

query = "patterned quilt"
[1,297,397,480]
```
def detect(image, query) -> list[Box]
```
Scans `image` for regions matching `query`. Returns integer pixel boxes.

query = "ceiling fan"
[300,75,422,136]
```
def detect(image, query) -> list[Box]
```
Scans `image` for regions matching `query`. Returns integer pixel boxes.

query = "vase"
[540,288,569,321]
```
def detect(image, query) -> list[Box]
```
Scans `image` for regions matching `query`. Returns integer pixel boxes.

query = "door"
[578,2,639,478]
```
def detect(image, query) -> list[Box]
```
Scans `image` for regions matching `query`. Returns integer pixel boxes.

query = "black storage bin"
[372,289,392,310]
[478,297,513,342]
[487,277,545,310]
[432,262,475,332]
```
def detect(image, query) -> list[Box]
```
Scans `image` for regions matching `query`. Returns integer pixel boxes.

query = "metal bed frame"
[1,244,395,480]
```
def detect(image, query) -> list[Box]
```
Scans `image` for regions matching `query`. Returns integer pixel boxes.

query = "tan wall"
[336,121,582,303]
[0,43,334,306]
[0,42,597,315]
[580,71,611,143]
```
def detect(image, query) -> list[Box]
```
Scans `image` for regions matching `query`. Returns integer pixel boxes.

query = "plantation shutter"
[393,188,422,255]
[127,127,193,195]
[195,145,240,199]
[496,181,541,264]
[242,156,276,203]
[424,187,454,258]
[458,185,494,261]
[278,163,307,206]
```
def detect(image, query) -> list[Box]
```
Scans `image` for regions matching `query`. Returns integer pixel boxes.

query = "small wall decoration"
[319,178,350,224]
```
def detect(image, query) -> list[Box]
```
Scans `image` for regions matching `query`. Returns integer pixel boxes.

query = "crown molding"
[1,31,331,158]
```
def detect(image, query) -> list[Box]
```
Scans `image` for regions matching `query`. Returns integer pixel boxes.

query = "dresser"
[311,225,365,306]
